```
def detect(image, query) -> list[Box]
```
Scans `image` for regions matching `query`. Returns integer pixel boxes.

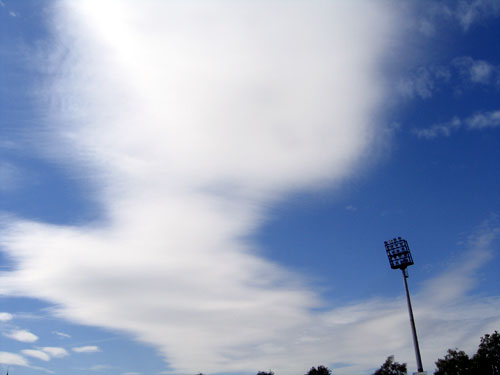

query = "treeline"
[373,330,500,375]
[196,330,500,375]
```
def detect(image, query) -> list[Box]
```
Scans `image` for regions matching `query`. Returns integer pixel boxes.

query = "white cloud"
[419,0,500,33]
[469,61,494,83]
[466,110,500,129]
[397,68,436,99]
[0,352,29,366]
[413,117,462,139]
[414,110,500,139]
[4,329,39,343]
[21,349,50,362]
[453,56,498,85]
[0,312,13,321]
[52,330,71,338]
[72,346,101,353]
[42,347,69,358]
[397,64,453,100]
[0,1,399,373]
[397,56,500,100]
[455,0,500,31]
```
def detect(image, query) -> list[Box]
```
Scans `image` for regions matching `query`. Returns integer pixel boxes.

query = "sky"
[1,1,500,375]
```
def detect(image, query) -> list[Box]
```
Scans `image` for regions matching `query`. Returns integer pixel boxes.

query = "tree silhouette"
[257,371,274,375]
[434,349,471,375]
[472,331,500,375]
[373,356,406,375]
[305,365,332,375]
[434,331,500,375]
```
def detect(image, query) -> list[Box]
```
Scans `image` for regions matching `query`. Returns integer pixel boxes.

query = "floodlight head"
[385,237,414,270]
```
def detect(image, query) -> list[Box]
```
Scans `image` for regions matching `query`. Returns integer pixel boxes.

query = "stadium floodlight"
[384,237,426,375]
[385,237,413,270]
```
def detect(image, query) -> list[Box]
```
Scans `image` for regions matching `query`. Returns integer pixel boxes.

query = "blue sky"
[1,1,500,375]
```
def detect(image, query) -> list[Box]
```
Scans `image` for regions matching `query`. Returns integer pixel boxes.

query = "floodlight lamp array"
[385,237,414,270]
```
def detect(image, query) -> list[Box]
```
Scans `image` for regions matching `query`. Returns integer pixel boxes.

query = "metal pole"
[402,268,424,373]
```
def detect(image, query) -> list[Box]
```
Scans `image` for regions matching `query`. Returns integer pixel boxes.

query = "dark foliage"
[434,349,471,375]
[257,371,274,375]
[305,365,332,375]
[373,356,406,375]
[434,331,500,375]
[472,331,500,375]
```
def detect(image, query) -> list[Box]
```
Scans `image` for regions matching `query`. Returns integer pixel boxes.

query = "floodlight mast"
[385,237,424,374]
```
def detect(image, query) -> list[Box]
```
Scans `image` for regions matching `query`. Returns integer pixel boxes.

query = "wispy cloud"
[452,56,498,85]
[21,349,50,362]
[418,0,500,34]
[413,110,500,139]
[0,352,29,366]
[413,117,462,139]
[41,347,69,358]
[72,346,101,354]
[52,330,71,338]
[466,110,500,129]
[455,0,500,31]
[397,67,438,99]
[0,312,13,321]
[397,56,500,99]
[4,329,39,343]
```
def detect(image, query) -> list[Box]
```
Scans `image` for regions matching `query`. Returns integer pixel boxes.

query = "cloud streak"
[397,56,500,100]
[21,349,50,362]
[52,331,71,339]
[455,0,500,31]
[413,110,500,139]
[0,352,29,366]
[0,312,13,321]
[41,347,69,358]
[72,346,100,354]
[3,329,38,343]
[418,0,500,33]
[452,56,500,88]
